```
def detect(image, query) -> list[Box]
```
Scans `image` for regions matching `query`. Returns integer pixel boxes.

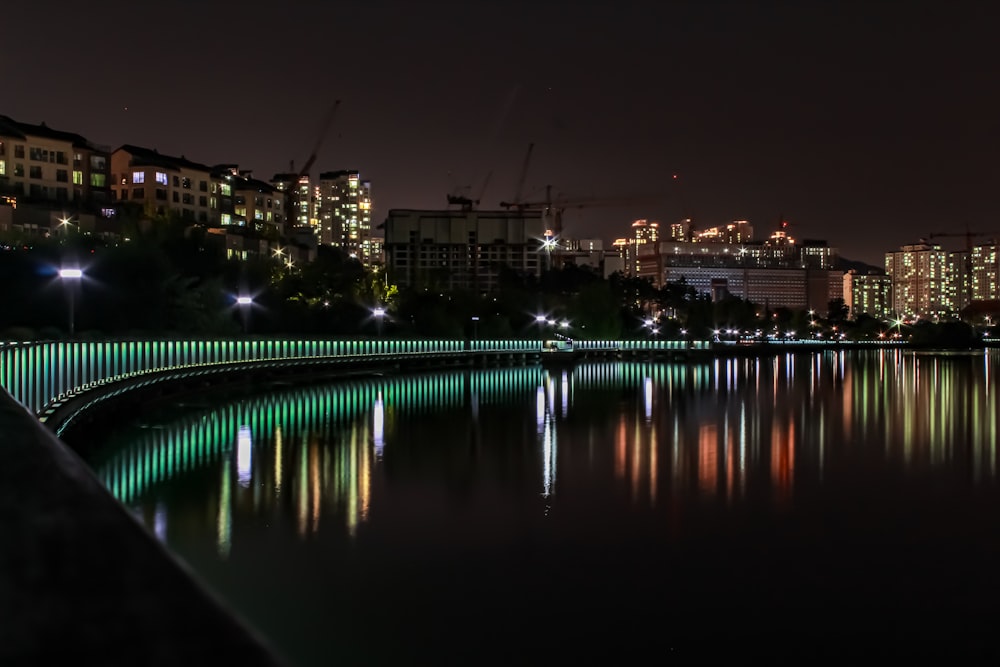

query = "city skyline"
[4,1,998,265]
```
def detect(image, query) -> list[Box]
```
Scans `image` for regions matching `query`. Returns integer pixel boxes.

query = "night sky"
[4,0,999,265]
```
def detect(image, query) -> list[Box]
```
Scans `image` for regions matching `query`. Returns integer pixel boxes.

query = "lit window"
[132,171,145,184]
[0,160,4,176]
[155,172,168,185]
[221,213,232,225]
[73,171,83,185]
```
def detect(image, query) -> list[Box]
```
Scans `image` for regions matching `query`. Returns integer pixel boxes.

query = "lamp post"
[59,268,83,337]
[471,316,480,340]
[237,295,252,334]
[373,307,385,338]
[535,314,546,339]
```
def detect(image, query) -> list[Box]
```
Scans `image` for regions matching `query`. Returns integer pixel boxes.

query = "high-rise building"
[694,220,753,244]
[271,172,313,231]
[969,243,1000,301]
[669,218,692,241]
[885,243,951,320]
[626,219,659,275]
[317,170,374,264]
[843,270,892,320]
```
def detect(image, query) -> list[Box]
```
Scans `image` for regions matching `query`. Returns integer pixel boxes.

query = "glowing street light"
[373,306,386,337]
[534,314,547,339]
[59,267,83,337]
[57,216,77,235]
[236,295,253,334]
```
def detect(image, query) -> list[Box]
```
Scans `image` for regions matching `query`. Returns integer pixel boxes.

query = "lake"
[88,349,1000,664]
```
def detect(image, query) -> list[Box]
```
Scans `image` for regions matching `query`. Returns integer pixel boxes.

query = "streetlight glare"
[237,296,252,305]
[373,307,386,317]
[59,268,83,279]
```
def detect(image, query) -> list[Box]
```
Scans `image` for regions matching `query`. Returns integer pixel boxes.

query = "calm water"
[88,350,1000,663]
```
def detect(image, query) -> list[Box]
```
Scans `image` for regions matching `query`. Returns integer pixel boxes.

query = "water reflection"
[90,350,1000,558]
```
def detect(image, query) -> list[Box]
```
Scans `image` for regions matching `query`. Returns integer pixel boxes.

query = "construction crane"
[927,228,1000,252]
[448,142,532,211]
[296,99,341,181]
[508,142,535,209]
[500,184,666,236]
[446,169,493,211]
[277,99,341,228]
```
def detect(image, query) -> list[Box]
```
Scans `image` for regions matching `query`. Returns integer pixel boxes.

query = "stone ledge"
[0,391,288,666]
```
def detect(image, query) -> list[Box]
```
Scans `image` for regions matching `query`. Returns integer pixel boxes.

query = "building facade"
[969,243,999,301]
[383,208,548,291]
[111,145,223,224]
[658,265,841,311]
[271,172,314,231]
[843,270,892,320]
[317,170,375,264]
[0,115,110,209]
[885,243,951,319]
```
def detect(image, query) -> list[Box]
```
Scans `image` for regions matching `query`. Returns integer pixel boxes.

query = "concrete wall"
[0,390,287,666]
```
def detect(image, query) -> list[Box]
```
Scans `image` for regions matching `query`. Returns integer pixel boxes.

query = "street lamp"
[59,267,83,337]
[471,315,480,340]
[373,307,386,337]
[535,314,547,339]
[57,216,77,236]
[237,295,253,334]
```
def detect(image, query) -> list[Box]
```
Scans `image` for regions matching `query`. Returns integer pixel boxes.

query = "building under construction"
[382,208,549,292]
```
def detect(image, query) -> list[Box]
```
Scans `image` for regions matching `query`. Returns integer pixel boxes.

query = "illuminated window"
[155,172,168,185]
[132,171,145,184]
[0,160,4,176]
[220,183,232,196]
[73,170,83,185]
[221,213,232,225]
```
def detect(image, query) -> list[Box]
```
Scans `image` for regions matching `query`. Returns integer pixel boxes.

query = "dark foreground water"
[88,350,1000,664]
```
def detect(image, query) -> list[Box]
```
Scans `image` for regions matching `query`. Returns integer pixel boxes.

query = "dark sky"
[4,0,999,265]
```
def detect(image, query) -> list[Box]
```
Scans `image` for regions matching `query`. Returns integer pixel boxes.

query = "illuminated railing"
[0,338,498,417]
[0,336,908,420]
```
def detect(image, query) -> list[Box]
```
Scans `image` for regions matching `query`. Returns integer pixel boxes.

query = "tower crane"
[277,99,341,229]
[500,184,666,236]
[450,142,535,211]
[296,99,342,181]
[926,229,999,252]
[509,142,535,209]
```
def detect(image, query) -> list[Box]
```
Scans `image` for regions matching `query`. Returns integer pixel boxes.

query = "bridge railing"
[1,336,911,417]
[1,338,548,416]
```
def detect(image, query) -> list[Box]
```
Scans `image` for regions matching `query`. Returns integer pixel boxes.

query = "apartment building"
[111,145,224,224]
[0,115,110,207]
[843,269,892,320]
[885,243,951,319]
[317,170,375,264]
[228,170,285,237]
